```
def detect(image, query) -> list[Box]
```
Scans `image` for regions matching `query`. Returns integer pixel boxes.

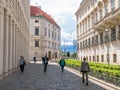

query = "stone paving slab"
[0,61,119,90]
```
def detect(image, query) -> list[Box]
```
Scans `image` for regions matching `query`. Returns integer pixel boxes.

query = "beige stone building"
[30,6,61,61]
[75,0,120,64]
[0,0,30,79]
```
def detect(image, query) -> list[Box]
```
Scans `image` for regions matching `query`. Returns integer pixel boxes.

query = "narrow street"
[0,61,119,90]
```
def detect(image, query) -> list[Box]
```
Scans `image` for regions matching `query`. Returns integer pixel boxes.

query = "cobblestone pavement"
[0,61,117,90]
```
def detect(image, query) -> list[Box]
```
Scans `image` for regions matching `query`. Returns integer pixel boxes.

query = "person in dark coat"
[59,57,65,72]
[33,56,36,64]
[80,57,90,86]
[43,55,49,72]
[20,56,25,73]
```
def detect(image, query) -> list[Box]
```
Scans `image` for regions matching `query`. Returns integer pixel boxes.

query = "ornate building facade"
[75,0,120,64]
[0,0,30,79]
[30,6,61,61]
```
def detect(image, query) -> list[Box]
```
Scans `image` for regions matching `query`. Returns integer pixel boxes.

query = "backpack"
[60,60,65,66]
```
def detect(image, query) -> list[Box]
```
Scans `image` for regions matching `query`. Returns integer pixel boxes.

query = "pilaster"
[0,1,4,79]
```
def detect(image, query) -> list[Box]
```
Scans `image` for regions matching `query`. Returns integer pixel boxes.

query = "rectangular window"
[99,9,103,20]
[85,39,87,48]
[119,0,120,7]
[100,32,103,44]
[35,41,39,47]
[105,4,108,15]
[45,28,47,36]
[80,42,82,49]
[104,30,109,43]
[118,25,120,39]
[111,27,116,41]
[113,54,117,63]
[93,56,95,61]
[111,0,115,11]
[89,56,91,61]
[88,38,91,47]
[83,41,84,48]
[95,35,98,45]
[92,17,94,27]
[88,19,90,29]
[101,55,104,62]
[92,36,94,46]
[97,55,99,62]
[48,30,50,38]
[35,27,39,35]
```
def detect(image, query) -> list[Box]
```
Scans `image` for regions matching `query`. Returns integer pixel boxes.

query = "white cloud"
[30,0,82,45]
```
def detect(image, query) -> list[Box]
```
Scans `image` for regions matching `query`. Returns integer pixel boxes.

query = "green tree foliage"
[66,52,70,57]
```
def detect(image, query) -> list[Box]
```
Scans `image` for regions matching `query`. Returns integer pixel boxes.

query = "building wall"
[0,0,30,79]
[76,0,120,64]
[30,16,61,61]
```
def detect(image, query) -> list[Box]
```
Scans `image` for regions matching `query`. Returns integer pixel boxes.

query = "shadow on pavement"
[0,62,107,90]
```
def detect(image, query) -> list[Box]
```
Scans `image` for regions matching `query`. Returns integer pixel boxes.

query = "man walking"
[43,55,49,72]
[33,56,36,64]
[19,56,25,73]
[59,57,65,72]
[80,57,90,86]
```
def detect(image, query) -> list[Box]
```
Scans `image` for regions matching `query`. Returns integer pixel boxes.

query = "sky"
[30,0,82,45]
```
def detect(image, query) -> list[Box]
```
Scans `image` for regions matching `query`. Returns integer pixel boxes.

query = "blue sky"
[30,0,82,45]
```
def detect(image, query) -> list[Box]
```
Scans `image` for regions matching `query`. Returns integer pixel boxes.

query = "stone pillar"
[9,19,13,74]
[17,28,20,64]
[3,9,9,76]
[8,16,11,73]
[14,25,17,70]
[12,21,15,71]
[15,27,18,69]
[0,3,4,79]
[12,21,14,71]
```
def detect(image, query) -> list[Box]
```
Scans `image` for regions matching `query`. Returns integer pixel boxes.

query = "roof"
[30,6,60,29]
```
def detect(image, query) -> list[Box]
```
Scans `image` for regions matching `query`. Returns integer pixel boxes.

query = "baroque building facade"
[0,0,30,79]
[75,0,120,64]
[30,6,61,61]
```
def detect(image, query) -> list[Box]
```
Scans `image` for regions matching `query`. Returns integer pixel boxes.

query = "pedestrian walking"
[42,55,49,72]
[80,57,90,86]
[33,56,36,64]
[59,58,65,72]
[19,56,26,73]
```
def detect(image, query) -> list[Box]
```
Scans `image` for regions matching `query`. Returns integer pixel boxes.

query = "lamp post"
[105,28,109,65]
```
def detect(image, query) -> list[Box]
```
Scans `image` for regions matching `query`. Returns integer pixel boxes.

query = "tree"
[71,53,77,59]
[66,52,70,57]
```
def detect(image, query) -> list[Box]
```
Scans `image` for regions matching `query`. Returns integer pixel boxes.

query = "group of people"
[19,55,90,86]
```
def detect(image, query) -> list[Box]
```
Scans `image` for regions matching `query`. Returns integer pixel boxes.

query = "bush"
[64,59,120,77]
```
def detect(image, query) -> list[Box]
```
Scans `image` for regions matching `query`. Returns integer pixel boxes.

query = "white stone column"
[14,25,17,70]
[12,21,14,71]
[9,19,13,74]
[15,27,18,69]
[8,16,11,73]
[17,29,20,66]
[3,9,9,76]
[0,3,4,79]
[13,22,15,71]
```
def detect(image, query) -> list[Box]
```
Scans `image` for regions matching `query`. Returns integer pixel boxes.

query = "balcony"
[95,7,120,30]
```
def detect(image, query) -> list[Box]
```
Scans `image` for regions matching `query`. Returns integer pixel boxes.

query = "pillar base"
[0,74,3,80]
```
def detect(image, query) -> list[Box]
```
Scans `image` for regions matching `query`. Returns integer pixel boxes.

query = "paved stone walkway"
[0,61,119,90]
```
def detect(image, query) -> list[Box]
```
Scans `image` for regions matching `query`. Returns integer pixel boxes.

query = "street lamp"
[105,28,109,65]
